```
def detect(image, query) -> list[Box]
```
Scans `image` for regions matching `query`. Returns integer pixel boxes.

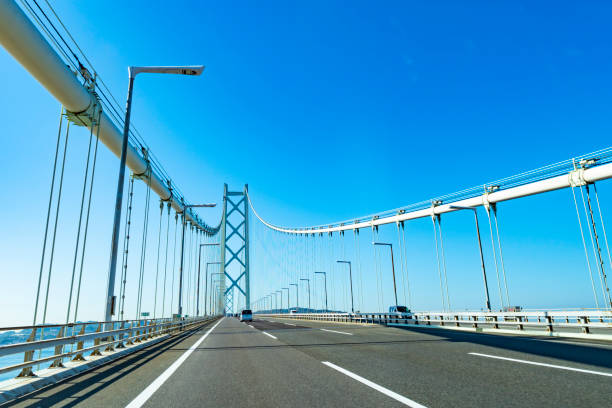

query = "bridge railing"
[261,310,612,340]
[0,316,216,378]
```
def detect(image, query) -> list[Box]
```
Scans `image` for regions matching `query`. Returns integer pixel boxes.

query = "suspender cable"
[170,212,178,316]
[579,185,608,307]
[136,167,152,318]
[396,222,407,306]
[33,106,63,327]
[571,186,599,308]
[491,205,511,307]
[431,215,446,311]
[592,184,612,297]
[153,200,163,318]
[485,206,504,310]
[436,216,451,311]
[401,223,412,310]
[584,184,612,308]
[161,202,171,318]
[41,120,70,327]
[119,174,135,320]
[73,108,101,323]
[65,105,97,324]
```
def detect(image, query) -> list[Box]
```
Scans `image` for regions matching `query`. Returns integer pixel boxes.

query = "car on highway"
[240,309,253,322]
[388,305,413,319]
[289,309,298,314]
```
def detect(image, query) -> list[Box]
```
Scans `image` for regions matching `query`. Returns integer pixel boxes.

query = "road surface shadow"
[397,325,612,370]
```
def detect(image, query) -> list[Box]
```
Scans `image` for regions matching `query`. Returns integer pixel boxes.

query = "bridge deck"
[7,317,612,407]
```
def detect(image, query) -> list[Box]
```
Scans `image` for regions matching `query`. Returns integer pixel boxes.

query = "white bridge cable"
[245,149,612,236]
[0,0,222,234]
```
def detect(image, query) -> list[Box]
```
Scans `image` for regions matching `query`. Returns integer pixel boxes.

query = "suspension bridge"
[1,0,611,406]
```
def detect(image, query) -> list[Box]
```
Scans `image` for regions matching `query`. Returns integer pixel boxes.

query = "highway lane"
[5,316,611,407]
[257,316,612,407]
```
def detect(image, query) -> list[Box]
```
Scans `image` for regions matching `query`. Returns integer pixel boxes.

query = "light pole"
[336,261,354,313]
[282,287,289,313]
[210,272,223,315]
[205,261,221,315]
[104,65,204,322]
[373,242,399,307]
[277,290,283,311]
[300,278,311,311]
[177,203,216,317]
[450,205,491,311]
[198,243,219,316]
[290,283,298,311]
[315,272,327,312]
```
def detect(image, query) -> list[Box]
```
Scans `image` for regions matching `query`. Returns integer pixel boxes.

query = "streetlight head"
[129,65,205,78]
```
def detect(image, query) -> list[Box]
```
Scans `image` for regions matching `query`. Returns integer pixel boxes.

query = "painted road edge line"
[284,323,296,326]
[469,352,612,377]
[262,331,278,339]
[322,361,427,408]
[321,328,353,335]
[125,318,224,408]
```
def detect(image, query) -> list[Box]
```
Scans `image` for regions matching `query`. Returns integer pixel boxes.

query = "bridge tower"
[220,184,250,314]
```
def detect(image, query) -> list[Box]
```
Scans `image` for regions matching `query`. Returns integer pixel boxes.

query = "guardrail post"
[116,321,126,348]
[134,320,142,343]
[454,315,459,327]
[580,316,590,334]
[493,315,499,329]
[73,323,87,361]
[440,315,444,327]
[471,315,478,328]
[91,323,103,355]
[516,316,523,331]
[545,313,553,333]
[50,326,66,367]
[17,327,38,377]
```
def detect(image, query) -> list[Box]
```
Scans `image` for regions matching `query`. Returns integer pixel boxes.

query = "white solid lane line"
[322,362,427,407]
[469,352,612,377]
[284,323,296,326]
[262,331,278,339]
[126,318,224,408]
[321,328,353,336]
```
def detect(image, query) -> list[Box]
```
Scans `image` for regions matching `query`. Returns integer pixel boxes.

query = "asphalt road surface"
[6,316,612,407]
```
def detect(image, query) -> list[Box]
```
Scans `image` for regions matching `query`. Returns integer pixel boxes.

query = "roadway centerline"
[322,361,428,407]
[262,331,278,339]
[320,328,353,335]
[125,318,223,408]
[469,352,612,377]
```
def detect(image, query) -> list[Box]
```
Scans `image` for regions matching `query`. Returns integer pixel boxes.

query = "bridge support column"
[221,184,250,314]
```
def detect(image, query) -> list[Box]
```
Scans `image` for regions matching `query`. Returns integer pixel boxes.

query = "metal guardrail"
[261,310,612,339]
[0,316,217,378]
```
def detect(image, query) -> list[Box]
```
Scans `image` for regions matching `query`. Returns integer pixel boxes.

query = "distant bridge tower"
[221,184,250,314]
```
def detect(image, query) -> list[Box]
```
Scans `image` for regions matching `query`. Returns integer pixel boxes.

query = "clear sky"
[0,1,611,325]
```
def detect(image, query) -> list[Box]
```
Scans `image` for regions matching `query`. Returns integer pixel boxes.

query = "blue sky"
[0,1,611,325]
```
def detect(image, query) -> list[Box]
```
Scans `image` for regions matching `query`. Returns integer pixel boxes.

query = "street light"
[372,242,399,308]
[290,283,299,311]
[277,290,283,311]
[205,261,221,315]
[300,278,311,311]
[178,203,216,317]
[315,272,328,312]
[336,261,355,313]
[197,243,219,316]
[450,205,491,311]
[209,272,223,315]
[104,64,205,321]
[282,288,289,313]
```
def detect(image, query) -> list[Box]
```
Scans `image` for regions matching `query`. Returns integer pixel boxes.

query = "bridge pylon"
[221,184,250,314]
